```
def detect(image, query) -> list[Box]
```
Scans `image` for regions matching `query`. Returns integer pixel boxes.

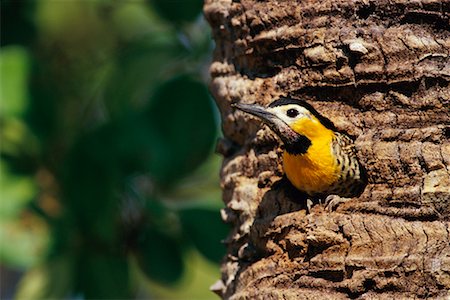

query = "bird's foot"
[306,198,314,214]
[324,195,349,212]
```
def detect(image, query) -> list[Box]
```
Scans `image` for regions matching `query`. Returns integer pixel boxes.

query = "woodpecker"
[234,98,366,210]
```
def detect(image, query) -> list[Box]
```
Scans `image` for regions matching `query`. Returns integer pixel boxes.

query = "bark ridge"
[205,0,450,298]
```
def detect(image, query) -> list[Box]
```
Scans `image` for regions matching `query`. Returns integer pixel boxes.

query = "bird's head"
[233,98,335,154]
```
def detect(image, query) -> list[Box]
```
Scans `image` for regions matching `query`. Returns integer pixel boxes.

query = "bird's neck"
[282,122,339,194]
[291,117,335,141]
[284,118,335,155]
[284,135,311,155]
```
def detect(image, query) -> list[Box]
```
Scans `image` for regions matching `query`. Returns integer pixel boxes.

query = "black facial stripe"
[269,97,302,108]
[284,135,312,155]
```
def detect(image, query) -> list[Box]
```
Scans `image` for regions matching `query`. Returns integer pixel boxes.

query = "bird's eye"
[286,108,299,118]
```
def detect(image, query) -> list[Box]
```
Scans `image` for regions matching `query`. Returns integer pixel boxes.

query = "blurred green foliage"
[0,1,226,299]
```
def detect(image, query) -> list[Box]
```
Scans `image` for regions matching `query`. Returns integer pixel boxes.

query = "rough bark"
[204,0,450,299]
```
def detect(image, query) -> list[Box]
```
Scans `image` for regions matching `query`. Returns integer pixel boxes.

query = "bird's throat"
[284,134,311,155]
[282,135,339,195]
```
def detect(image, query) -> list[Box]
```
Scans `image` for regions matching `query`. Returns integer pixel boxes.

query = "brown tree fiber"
[205,0,450,299]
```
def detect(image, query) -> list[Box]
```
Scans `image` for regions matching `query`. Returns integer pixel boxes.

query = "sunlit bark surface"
[205,0,450,298]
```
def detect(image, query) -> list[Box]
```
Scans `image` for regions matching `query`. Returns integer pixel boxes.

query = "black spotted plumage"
[327,132,367,197]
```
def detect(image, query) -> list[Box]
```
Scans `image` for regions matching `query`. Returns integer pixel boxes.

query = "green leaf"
[0,215,49,268]
[62,137,120,245]
[0,46,30,117]
[144,75,217,185]
[0,161,36,218]
[135,226,184,284]
[110,1,169,41]
[144,197,172,225]
[104,37,184,117]
[149,0,204,24]
[14,255,73,300]
[0,118,40,175]
[76,252,131,299]
[179,207,227,263]
[25,61,59,143]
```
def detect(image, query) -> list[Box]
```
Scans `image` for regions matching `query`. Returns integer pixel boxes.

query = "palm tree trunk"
[205,0,450,298]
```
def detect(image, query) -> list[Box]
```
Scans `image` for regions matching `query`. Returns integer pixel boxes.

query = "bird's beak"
[233,103,276,123]
[232,103,298,145]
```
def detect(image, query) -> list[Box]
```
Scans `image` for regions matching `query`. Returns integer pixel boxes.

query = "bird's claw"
[306,196,345,213]
[306,198,313,214]
[324,195,348,212]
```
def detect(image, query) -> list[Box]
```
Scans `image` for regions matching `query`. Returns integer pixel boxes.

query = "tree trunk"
[204,0,450,299]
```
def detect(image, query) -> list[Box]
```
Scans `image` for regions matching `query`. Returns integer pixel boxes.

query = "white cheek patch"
[277,111,295,124]
[277,113,291,124]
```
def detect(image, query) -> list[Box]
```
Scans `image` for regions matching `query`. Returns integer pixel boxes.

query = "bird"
[233,97,366,211]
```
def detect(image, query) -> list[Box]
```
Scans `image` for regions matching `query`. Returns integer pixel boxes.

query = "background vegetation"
[0,0,227,299]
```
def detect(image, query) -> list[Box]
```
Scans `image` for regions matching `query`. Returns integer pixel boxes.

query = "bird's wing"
[331,132,357,158]
[331,132,367,197]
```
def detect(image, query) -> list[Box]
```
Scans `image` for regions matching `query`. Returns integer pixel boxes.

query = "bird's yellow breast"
[282,118,340,195]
